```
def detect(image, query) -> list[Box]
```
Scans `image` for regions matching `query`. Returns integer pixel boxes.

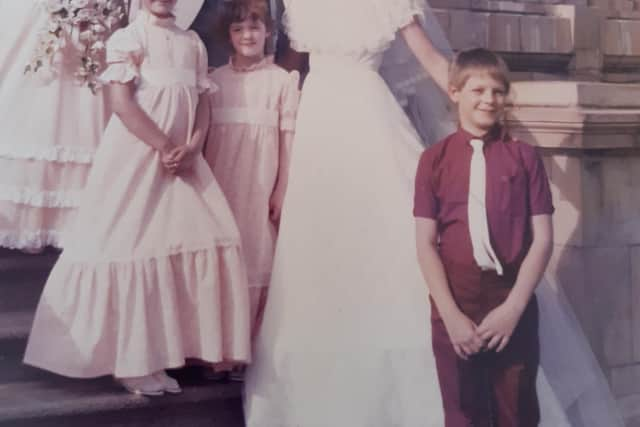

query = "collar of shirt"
[454,124,507,148]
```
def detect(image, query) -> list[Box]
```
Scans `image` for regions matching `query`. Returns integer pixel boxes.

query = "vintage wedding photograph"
[0,0,639,426]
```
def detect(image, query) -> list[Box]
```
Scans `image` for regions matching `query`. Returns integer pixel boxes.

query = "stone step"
[0,310,32,341]
[0,311,51,384]
[0,249,245,427]
[0,269,49,313]
[0,311,134,385]
[0,377,244,427]
[0,311,80,384]
[0,248,58,275]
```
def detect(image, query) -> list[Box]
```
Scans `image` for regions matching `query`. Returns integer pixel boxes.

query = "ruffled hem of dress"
[0,230,63,250]
[24,245,251,378]
[283,0,426,54]
[0,185,81,208]
[0,144,94,164]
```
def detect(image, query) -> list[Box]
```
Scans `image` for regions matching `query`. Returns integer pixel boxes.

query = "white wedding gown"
[244,1,624,426]
[0,1,109,250]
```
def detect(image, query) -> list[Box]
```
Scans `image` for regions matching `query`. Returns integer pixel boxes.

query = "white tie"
[468,139,503,275]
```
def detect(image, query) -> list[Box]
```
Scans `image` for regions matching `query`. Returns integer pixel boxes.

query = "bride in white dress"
[244,1,625,426]
[0,1,110,251]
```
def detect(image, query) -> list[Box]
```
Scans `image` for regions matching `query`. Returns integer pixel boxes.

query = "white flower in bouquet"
[34,63,59,85]
[45,0,65,13]
[78,30,95,42]
[71,0,91,7]
[91,41,107,52]
[74,8,97,23]
[91,23,107,34]
[47,20,62,33]
[91,40,106,51]
[26,0,126,93]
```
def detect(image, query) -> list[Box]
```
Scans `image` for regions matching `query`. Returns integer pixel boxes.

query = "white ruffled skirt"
[0,1,109,250]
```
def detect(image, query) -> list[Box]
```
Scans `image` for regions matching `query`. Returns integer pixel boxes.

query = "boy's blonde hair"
[449,48,511,93]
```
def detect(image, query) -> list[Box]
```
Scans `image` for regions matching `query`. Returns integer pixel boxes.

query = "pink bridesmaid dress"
[24,10,251,379]
[205,56,299,336]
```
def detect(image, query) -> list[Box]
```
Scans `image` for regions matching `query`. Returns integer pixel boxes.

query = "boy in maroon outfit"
[414,48,554,426]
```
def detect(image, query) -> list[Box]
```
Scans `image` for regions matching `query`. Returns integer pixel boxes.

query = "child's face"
[143,0,176,17]
[229,18,269,59]
[449,71,507,135]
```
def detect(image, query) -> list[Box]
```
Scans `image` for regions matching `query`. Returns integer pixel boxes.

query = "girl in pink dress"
[205,0,299,340]
[24,0,251,396]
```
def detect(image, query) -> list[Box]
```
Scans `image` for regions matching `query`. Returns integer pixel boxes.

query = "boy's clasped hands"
[443,301,524,360]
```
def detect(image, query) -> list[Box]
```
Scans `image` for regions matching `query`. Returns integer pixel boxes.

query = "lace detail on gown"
[0,230,63,250]
[0,144,94,163]
[0,185,81,208]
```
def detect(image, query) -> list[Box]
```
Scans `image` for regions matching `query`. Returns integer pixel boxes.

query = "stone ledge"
[0,311,32,341]
[0,248,58,275]
[0,269,48,313]
[507,81,640,149]
[507,108,640,148]
[0,379,243,427]
[510,81,640,107]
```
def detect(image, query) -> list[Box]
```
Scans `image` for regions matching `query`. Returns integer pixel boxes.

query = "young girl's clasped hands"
[162,144,198,174]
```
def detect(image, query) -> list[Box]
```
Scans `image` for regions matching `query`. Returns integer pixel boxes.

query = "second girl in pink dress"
[205,0,299,340]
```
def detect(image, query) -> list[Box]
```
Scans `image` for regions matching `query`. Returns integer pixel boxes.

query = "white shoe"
[152,370,182,394]
[117,375,164,396]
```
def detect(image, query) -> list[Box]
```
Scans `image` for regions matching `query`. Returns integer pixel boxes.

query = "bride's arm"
[399,20,450,93]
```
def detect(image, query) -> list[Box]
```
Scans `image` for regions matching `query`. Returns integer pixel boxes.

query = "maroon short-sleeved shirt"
[413,127,554,271]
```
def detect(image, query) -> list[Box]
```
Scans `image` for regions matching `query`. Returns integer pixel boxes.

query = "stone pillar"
[507,81,640,426]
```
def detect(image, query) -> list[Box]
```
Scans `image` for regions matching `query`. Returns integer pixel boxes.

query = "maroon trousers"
[431,261,540,427]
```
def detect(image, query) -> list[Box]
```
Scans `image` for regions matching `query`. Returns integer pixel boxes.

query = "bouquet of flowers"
[25,0,127,93]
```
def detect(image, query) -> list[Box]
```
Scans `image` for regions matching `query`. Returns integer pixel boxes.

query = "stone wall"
[507,82,640,425]
[430,0,640,81]
[429,1,640,425]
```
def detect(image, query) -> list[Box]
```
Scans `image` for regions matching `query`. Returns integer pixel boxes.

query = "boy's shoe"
[117,375,164,396]
[153,370,182,394]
